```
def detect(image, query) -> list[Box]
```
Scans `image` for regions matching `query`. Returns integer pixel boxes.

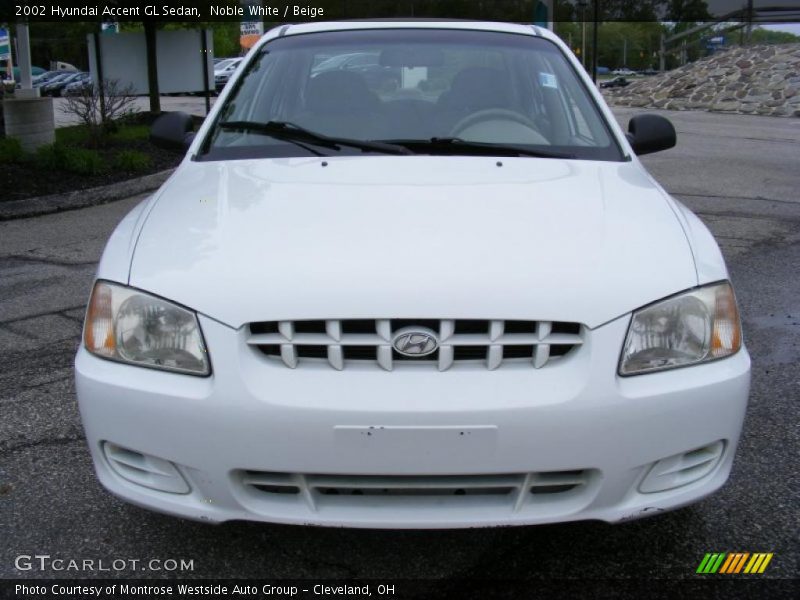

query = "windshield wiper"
[383,137,575,159]
[218,121,412,155]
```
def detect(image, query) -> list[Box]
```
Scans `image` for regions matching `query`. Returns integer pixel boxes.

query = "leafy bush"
[34,142,107,175]
[112,150,151,172]
[55,125,90,146]
[0,137,24,164]
[108,125,150,143]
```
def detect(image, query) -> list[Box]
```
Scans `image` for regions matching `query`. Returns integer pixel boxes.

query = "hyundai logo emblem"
[392,327,439,357]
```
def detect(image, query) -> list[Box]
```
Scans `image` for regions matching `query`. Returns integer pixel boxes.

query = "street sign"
[240,0,263,50]
[0,28,10,60]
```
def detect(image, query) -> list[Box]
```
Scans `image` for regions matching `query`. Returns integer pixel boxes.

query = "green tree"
[750,27,800,45]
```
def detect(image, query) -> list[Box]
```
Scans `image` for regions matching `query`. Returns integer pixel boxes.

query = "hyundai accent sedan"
[76,21,750,528]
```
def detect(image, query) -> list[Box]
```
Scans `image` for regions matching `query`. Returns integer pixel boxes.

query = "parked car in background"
[600,76,631,89]
[11,65,46,83]
[37,72,72,94]
[32,70,62,87]
[41,71,84,96]
[80,21,750,529]
[612,68,636,77]
[63,73,93,97]
[214,58,243,92]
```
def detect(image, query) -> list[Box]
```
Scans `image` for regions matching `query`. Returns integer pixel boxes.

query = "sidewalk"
[53,94,217,128]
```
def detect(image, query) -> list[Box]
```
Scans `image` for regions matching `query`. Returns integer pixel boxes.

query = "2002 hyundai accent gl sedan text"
[75,21,750,528]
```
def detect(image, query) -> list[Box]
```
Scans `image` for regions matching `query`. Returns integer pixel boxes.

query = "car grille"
[247,319,583,371]
[237,469,597,512]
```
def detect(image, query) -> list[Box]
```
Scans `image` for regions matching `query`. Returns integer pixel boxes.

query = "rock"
[743,94,772,102]
[605,43,800,117]
[711,101,740,111]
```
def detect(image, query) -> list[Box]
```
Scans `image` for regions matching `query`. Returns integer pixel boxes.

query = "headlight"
[619,281,742,376]
[84,281,210,376]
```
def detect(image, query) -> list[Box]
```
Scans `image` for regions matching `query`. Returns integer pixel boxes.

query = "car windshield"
[201,28,623,161]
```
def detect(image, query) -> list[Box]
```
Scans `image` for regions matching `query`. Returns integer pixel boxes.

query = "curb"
[0,168,174,221]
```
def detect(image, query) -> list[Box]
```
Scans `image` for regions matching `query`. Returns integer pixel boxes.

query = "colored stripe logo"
[697,553,773,574]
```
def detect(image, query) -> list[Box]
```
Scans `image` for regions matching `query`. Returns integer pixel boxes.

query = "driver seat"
[435,67,514,134]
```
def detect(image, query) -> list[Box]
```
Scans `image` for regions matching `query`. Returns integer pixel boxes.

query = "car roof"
[279,20,553,41]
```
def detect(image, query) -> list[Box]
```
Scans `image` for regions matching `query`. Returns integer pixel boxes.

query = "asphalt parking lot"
[1,107,798,586]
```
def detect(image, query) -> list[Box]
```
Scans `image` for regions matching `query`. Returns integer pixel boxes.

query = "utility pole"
[582,20,587,67]
[591,0,599,83]
[745,0,753,44]
[144,21,160,115]
[623,38,627,67]
[578,0,587,68]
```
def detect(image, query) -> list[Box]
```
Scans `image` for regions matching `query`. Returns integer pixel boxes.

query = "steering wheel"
[450,108,541,139]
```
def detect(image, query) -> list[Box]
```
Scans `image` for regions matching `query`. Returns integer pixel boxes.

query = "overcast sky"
[761,22,800,34]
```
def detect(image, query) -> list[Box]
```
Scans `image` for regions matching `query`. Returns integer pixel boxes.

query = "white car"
[612,67,637,77]
[76,21,750,528]
[213,57,242,91]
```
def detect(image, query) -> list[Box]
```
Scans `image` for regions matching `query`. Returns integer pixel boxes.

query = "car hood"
[129,156,696,329]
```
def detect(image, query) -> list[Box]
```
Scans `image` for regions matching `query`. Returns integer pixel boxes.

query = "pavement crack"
[58,311,86,325]
[0,435,85,456]
[1,254,97,268]
[0,305,86,327]
[0,375,73,398]
[672,192,800,207]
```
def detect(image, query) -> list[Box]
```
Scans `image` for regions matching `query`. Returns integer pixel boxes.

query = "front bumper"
[75,314,750,528]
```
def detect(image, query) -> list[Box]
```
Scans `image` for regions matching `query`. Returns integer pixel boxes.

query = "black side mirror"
[150,111,195,152]
[626,114,676,156]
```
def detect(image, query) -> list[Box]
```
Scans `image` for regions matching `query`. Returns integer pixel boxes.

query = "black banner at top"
[3,0,800,23]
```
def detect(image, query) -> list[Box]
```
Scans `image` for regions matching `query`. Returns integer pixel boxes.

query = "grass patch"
[0,138,24,164]
[108,125,150,143]
[34,142,107,176]
[55,125,91,146]
[113,149,152,172]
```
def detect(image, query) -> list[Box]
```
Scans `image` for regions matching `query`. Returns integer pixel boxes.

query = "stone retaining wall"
[604,44,800,117]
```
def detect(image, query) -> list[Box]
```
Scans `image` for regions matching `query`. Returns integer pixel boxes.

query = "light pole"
[577,0,587,69]
[591,0,599,83]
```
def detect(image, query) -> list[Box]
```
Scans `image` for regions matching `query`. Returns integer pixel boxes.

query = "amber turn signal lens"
[711,283,742,358]
[84,282,116,356]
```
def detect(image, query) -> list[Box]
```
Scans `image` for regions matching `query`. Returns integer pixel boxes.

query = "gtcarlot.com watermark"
[14,554,194,573]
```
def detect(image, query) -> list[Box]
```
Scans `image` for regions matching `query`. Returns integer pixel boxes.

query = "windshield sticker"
[539,72,558,89]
